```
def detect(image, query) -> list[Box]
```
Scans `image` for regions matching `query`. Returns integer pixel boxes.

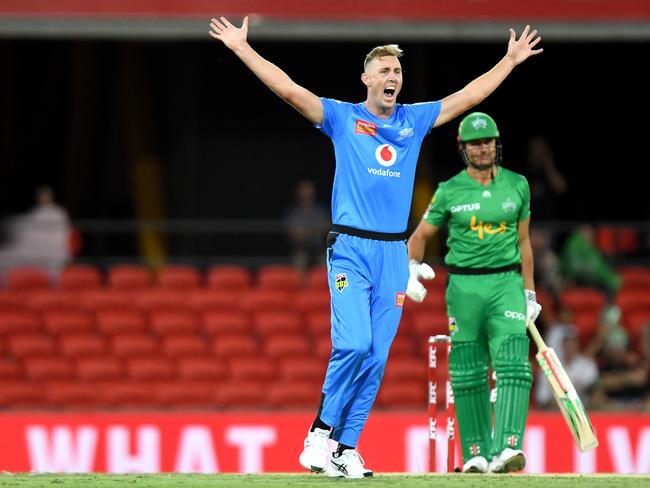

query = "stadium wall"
[0,411,648,474]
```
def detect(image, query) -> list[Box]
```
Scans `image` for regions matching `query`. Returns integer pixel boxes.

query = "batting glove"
[525,289,542,323]
[406,260,435,303]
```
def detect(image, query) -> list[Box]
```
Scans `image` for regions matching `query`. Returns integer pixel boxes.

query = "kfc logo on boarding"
[375,144,397,167]
[355,119,377,136]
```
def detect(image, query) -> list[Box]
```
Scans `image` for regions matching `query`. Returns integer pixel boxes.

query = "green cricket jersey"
[423,167,531,268]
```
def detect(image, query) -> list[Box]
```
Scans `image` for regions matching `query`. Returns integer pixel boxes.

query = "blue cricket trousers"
[319,230,409,447]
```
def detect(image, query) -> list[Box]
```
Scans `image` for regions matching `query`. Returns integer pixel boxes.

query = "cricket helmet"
[457,112,503,166]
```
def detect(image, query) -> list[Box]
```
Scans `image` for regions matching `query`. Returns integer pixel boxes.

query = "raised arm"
[210,16,323,124]
[433,25,543,128]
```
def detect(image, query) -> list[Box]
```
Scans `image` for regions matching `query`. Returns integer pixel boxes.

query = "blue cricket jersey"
[316,98,441,233]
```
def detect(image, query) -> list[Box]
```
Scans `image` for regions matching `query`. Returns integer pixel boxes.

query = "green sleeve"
[518,177,531,221]
[423,185,448,227]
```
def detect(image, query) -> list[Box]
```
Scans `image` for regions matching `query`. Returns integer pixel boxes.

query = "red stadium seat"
[43,310,94,335]
[228,357,277,381]
[76,357,125,381]
[0,291,28,312]
[0,311,41,334]
[80,290,133,312]
[0,359,22,380]
[0,381,46,407]
[240,289,290,312]
[110,333,158,358]
[615,290,650,315]
[252,311,303,336]
[278,357,325,383]
[214,380,265,408]
[131,289,189,312]
[127,358,176,381]
[186,290,240,313]
[560,288,607,313]
[295,290,331,314]
[411,311,449,338]
[58,264,102,290]
[572,310,600,343]
[107,265,152,290]
[156,381,215,407]
[158,265,201,290]
[389,332,416,358]
[177,357,227,382]
[625,310,650,341]
[206,265,253,290]
[619,266,650,289]
[263,335,310,359]
[149,310,199,335]
[376,380,427,408]
[23,357,75,381]
[211,334,258,359]
[58,334,106,358]
[96,309,147,335]
[314,333,331,359]
[201,310,252,336]
[6,267,51,291]
[161,334,209,358]
[28,291,80,312]
[257,265,302,291]
[305,311,330,337]
[306,265,328,290]
[45,381,105,408]
[268,381,320,408]
[8,334,56,358]
[383,357,427,383]
[103,382,157,408]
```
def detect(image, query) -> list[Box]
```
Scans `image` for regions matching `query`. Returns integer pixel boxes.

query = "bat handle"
[527,320,547,350]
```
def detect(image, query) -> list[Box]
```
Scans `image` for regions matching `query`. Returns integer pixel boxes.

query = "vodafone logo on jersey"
[375,144,397,167]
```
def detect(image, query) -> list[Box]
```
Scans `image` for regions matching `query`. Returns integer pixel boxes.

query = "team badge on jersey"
[448,316,458,335]
[395,292,406,307]
[355,119,377,136]
[335,273,348,293]
[375,144,397,167]
[501,197,517,212]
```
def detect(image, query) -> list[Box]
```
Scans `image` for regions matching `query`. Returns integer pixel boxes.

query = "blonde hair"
[363,44,403,71]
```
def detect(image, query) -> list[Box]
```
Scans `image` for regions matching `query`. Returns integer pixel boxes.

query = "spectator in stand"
[0,186,71,281]
[530,227,563,302]
[524,135,567,220]
[543,306,578,361]
[284,179,330,275]
[587,306,647,409]
[535,325,598,409]
[558,224,621,300]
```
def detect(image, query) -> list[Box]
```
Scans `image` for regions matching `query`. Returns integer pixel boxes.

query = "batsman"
[407,113,542,473]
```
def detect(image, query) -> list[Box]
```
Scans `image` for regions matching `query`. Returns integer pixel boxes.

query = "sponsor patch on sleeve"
[395,292,406,307]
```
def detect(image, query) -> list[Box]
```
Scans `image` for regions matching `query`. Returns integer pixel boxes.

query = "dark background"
[1,39,647,259]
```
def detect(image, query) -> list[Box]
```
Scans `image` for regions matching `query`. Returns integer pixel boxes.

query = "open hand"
[506,25,543,65]
[209,16,248,51]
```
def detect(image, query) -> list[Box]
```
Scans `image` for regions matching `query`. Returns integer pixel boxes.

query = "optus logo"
[375,144,397,167]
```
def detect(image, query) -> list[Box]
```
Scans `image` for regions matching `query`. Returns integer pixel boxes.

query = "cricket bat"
[527,320,599,452]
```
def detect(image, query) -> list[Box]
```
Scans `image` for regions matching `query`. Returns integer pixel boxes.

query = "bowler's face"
[364,56,403,110]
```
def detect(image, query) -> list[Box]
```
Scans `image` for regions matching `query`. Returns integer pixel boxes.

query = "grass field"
[1,474,648,488]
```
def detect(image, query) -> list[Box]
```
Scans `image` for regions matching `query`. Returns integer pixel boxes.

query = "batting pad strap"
[494,335,533,381]
[449,341,490,389]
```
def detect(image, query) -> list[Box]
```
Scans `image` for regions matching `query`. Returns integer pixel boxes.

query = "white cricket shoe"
[325,449,374,479]
[463,455,488,473]
[299,428,331,473]
[488,448,526,473]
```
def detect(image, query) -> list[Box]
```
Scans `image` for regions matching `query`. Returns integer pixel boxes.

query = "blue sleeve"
[314,98,350,139]
[408,101,442,136]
